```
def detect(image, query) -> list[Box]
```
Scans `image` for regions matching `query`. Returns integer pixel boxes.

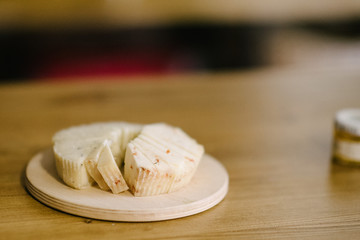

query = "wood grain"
[1,0,359,29]
[1,66,360,239]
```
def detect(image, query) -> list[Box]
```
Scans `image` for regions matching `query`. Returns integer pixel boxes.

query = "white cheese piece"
[53,122,141,189]
[137,134,198,192]
[124,123,204,197]
[84,141,109,190]
[124,141,175,196]
[97,144,129,193]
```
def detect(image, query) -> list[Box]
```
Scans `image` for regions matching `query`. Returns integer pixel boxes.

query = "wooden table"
[1,66,360,239]
[1,0,360,30]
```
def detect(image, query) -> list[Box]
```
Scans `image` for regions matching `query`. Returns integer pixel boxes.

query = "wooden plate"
[25,148,229,222]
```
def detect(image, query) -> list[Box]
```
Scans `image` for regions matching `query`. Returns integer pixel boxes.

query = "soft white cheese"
[53,122,204,196]
[53,122,141,189]
[97,143,129,193]
[124,123,204,196]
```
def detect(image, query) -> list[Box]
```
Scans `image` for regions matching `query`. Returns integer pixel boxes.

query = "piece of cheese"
[124,123,204,197]
[97,143,129,193]
[84,141,109,190]
[53,122,141,189]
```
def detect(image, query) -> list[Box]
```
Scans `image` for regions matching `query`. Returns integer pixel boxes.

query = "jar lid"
[335,109,360,136]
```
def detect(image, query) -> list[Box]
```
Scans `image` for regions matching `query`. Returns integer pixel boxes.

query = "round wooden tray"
[25,148,229,222]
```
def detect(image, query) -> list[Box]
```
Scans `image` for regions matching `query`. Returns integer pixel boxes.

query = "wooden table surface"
[1,0,360,29]
[1,66,360,239]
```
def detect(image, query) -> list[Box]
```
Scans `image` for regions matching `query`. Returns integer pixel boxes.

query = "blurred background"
[0,0,359,82]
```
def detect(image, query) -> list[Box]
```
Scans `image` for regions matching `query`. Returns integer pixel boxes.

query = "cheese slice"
[97,143,129,193]
[84,141,109,190]
[53,122,141,189]
[124,123,204,197]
